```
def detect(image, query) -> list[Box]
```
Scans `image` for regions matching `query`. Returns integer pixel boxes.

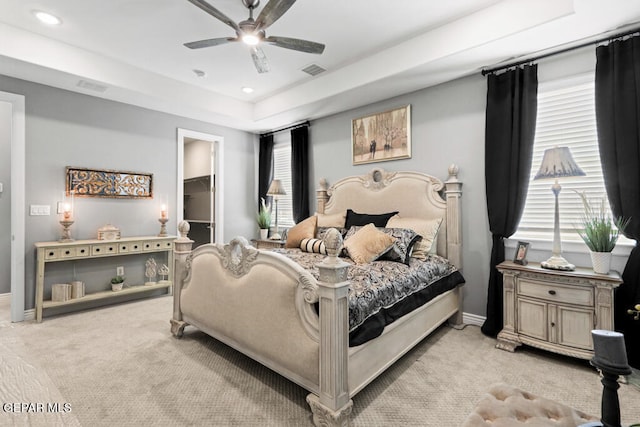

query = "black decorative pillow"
[344,209,399,229]
[300,238,328,255]
[344,226,420,265]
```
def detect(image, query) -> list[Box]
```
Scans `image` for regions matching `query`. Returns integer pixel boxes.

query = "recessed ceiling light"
[242,87,254,94]
[33,10,62,26]
[193,69,206,78]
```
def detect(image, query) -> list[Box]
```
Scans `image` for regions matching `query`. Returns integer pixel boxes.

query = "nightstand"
[251,238,286,250]
[496,261,622,360]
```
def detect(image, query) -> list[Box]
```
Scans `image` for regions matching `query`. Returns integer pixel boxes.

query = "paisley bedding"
[273,248,465,337]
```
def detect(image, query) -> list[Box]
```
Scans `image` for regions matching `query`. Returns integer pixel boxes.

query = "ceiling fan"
[184,0,325,73]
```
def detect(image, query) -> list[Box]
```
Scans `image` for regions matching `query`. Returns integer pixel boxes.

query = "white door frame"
[2,91,25,322]
[177,128,224,243]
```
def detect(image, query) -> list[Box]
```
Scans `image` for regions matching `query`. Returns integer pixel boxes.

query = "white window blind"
[517,73,622,242]
[273,135,295,228]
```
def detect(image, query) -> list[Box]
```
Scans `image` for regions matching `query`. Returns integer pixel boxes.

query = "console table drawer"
[518,279,593,306]
[91,243,118,256]
[143,240,168,251]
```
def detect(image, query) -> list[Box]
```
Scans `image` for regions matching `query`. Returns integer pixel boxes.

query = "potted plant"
[257,197,271,239]
[110,275,125,291]
[575,191,629,274]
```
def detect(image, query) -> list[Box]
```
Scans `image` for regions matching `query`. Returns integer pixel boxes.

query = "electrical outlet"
[116,266,124,276]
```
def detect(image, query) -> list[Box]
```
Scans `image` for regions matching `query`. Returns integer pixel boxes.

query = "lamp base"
[541,255,575,271]
[269,233,282,240]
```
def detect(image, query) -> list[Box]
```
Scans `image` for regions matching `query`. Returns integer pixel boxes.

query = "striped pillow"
[299,238,328,255]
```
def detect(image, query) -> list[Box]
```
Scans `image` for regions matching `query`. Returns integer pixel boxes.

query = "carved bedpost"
[445,164,464,327]
[316,178,329,215]
[170,221,194,337]
[306,229,353,427]
[444,164,462,270]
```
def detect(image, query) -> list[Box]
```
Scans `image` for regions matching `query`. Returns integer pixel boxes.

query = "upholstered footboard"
[172,223,355,425]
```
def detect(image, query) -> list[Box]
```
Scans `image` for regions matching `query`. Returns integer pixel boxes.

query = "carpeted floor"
[1,296,639,426]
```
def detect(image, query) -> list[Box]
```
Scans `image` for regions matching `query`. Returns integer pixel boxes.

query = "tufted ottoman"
[462,383,599,427]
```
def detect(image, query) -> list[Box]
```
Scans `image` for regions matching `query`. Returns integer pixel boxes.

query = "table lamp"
[533,146,585,271]
[267,179,286,240]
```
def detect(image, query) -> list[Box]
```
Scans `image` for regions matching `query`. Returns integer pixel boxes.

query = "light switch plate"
[30,205,51,216]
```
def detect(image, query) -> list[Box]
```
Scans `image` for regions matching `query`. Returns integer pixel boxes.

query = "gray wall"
[0,74,255,310]
[0,101,10,294]
[310,74,491,316]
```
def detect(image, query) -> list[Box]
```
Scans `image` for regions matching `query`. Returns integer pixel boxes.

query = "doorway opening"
[177,129,224,246]
[2,91,26,322]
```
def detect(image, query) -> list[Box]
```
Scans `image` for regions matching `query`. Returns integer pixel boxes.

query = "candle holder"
[59,219,75,242]
[158,217,168,237]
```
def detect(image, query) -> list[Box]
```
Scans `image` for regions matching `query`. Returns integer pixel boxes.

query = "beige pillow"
[387,215,442,260]
[285,216,317,248]
[343,223,395,264]
[315,211,346,228]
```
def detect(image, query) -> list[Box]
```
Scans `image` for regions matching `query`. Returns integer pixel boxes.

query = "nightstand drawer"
[518,279,593,306]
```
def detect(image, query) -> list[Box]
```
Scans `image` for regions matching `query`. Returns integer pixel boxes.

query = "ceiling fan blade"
[263,36,325,54]
[255,0,296,31]
[250,46,271,73]
[187,0,240,32]
[184,37,237,49]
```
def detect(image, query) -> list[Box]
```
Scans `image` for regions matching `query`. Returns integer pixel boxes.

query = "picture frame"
[351,105,411,165]
[514,241,530,265]
[66,167,153,199]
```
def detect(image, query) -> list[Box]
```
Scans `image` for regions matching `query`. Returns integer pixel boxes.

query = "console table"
[35,236,174,322]
[496,261,622,360]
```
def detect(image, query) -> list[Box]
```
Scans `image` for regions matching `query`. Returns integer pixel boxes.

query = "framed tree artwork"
[352,105,411,165]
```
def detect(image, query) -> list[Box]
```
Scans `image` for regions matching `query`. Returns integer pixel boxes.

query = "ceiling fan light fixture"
[242,33,260,46]
[33,10,62,26]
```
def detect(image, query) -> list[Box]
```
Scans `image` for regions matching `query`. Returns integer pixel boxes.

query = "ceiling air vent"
[301,64,326,76]
[76,80,108,93]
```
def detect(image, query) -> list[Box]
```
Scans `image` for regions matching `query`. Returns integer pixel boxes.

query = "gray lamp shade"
[591,329,631,374]
[534,146,586,180]
[267,179,287,196]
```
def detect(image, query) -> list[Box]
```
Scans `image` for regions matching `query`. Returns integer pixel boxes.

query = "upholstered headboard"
[316,166,462,269]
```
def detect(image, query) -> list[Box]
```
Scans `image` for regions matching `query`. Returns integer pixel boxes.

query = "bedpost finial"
[319,177,328,190]
[178,221,190,239]
[323,228,344,261]
[448,164,460,181]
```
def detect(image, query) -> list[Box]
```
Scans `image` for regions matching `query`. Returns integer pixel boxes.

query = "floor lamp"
[533,146,585,271]
[267,179,286,240]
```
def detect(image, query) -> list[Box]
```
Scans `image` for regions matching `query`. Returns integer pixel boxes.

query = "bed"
[170,166,463,426]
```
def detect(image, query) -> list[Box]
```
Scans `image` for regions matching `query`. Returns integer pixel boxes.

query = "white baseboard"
[0,293,10,303]
[463,312,485,327]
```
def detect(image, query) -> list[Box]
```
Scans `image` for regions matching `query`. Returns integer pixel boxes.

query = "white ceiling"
[0,0,639,132]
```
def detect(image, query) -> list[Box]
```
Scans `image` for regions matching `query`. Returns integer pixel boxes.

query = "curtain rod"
[260,121,309,137]
[481,24,640,76]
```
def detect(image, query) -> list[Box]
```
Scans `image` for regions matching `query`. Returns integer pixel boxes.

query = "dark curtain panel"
[595,36,640,368]
[258,134,274,211]
[291,126,310,222]
[481,65,538,337]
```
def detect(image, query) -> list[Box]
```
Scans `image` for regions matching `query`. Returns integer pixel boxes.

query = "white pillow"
[386,215,442,260]
[315,211,346,228]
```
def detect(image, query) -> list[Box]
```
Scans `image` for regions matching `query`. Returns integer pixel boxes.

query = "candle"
[63,203,72,220]
[161,204,167,219]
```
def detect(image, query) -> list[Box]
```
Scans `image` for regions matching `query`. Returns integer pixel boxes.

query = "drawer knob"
[548,290,556,295]
[551,322,556,327]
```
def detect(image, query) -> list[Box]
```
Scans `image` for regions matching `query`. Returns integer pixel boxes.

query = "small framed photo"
[514,241,530,265]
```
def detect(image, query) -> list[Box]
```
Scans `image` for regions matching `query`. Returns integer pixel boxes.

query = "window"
[272,133,295,228]
[517,73,627,244]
